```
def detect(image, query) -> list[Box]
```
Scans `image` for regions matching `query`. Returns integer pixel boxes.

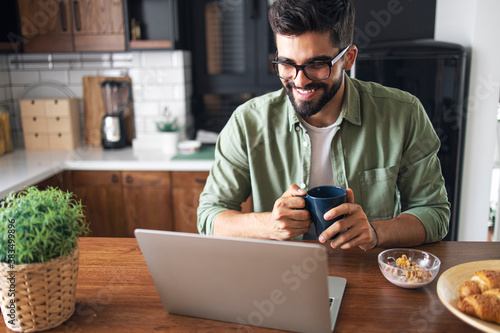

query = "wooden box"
[20,98,81,150]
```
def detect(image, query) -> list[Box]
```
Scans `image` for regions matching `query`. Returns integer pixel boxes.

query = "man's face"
[275,32,345,118]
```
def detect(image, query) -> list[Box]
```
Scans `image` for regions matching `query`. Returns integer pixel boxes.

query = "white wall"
[435,0,500,240]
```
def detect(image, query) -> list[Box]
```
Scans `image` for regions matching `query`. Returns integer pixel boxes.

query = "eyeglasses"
[272,45,351,81]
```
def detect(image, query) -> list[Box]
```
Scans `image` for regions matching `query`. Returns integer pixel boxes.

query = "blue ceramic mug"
[299,186,347,239]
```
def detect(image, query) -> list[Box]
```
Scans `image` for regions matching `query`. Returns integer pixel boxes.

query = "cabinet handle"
[59,1,67,32]
[33,116,37,121]
[72,1,81,31]
[126,175,133,184]
[56,116,60,121]
[31,100,35,104]
[58,133,62,137]
[111,174,119,183]
[194,178,207,184]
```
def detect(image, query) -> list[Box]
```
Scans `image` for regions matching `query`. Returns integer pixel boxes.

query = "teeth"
[296,88,315,95]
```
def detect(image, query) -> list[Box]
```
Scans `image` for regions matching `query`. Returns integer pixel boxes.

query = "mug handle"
[296,194,309,210]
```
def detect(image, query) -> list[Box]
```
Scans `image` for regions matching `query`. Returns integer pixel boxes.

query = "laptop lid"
[135,229,346,333]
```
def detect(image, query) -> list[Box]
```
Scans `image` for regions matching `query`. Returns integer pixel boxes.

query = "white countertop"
[0,147,214,198]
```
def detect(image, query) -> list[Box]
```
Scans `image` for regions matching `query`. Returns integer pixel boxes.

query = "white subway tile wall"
[0,50,192,148]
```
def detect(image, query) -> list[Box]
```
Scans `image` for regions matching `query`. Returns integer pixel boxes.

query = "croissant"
[457,288,500,324]
[459,270,500,299]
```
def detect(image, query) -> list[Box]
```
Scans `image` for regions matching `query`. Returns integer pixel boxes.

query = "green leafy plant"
[156,119,179,132]
[0,186,90,264]
[156,107,180,132]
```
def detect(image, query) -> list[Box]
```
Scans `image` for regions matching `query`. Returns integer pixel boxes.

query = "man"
[197,0,450,250]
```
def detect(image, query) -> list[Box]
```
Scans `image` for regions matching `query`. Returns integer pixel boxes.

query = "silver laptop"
[135,229,346,333]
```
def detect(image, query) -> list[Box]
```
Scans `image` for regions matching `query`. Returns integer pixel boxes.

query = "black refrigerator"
[354,39,468,241]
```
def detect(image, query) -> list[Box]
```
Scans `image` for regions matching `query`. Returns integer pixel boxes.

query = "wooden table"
[2,238,499,332]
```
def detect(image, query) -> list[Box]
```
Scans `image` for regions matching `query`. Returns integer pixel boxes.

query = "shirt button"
[303,141,309,147]
[295,126,300,131]
[300,183,307,189]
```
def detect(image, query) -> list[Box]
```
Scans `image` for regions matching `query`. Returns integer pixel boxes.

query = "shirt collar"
[287,94,300,132]
[287,73,362,132]
[342,74,361,126]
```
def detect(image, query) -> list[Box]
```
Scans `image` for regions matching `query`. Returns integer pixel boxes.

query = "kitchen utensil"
[0,112,12,154]
[100,80,131,149]
[298,186,347,240]
[82,76,134,147]
[177,140,201,154]
[378,248,440,289]
[437,260,500,333]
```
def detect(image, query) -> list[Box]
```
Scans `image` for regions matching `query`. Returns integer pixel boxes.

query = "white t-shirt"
[299,113,344,239]
[299,113,344,189]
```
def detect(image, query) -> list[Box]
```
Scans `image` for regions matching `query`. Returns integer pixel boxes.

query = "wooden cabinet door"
[71,171,127,237]
[172,171,209,233]
[18,0,74,53]
[34,171,71,192]
[171,171,253,234]
[122,171,174,236]
[71,0,126,52]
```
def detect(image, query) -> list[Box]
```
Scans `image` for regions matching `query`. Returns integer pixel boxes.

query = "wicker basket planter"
[0,246,79,332]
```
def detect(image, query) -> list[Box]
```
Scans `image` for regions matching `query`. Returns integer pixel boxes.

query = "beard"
[285,73,344,118]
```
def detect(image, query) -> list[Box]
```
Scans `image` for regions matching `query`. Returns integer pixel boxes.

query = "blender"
[100,80,131,149]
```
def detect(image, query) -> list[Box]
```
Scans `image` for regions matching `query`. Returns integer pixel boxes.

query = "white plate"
[436,260,500,333]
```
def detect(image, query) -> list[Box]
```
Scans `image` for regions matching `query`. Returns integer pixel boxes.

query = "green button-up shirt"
[198,75,450,243]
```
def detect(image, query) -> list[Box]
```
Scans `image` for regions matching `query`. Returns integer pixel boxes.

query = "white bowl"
[177,140,201,154]
[378,248,441,289]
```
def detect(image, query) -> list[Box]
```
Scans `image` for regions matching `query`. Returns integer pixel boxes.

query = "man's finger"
[282,184,306,198]
[346,188,354,204]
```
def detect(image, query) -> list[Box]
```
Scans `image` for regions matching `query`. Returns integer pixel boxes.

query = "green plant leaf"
[0,186,90,264]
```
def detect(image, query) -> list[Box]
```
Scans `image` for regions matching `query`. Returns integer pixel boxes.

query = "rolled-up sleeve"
[197,112,252,235]
[398,100,451,243]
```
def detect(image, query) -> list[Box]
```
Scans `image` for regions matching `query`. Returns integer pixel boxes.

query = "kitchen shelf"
[0,42,14,51]
[126,0,181,50]
[129,40,172,50]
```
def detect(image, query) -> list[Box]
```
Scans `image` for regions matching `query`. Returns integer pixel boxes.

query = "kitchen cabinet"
[71,0,127,52]
[122,171,174,236]
[71,171,127,237]
[17,0,73,53]
[71,170,174,237]
[126,0,189,50]
[171,171,207,233]
[7,168,253,236]
[34,171,71,192]
[17,0,126,53]
[27,170,253,237]
[171,171,252,233]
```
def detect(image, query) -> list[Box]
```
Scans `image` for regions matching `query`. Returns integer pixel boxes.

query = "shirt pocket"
[358,164,399,221]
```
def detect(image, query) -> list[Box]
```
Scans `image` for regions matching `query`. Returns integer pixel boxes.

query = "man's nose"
[293,68,313,88]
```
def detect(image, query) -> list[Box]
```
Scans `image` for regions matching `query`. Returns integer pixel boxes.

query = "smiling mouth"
[294,87,317,98]
[296,88,315,94]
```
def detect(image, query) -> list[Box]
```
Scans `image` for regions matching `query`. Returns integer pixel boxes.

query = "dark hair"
[268,0,355,49]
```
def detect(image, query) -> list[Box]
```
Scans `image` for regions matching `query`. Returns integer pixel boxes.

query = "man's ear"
[343,45,358,71]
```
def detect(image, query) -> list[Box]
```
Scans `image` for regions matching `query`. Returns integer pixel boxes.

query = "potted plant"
[0,186,89,332]
[156,107,180,155]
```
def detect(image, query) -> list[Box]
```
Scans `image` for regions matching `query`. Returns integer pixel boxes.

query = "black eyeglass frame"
[272,44,351,81]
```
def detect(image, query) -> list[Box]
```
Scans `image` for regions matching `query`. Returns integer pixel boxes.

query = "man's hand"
[267,184,311,241]
[212,184,310,240]
[318,188,378,250]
